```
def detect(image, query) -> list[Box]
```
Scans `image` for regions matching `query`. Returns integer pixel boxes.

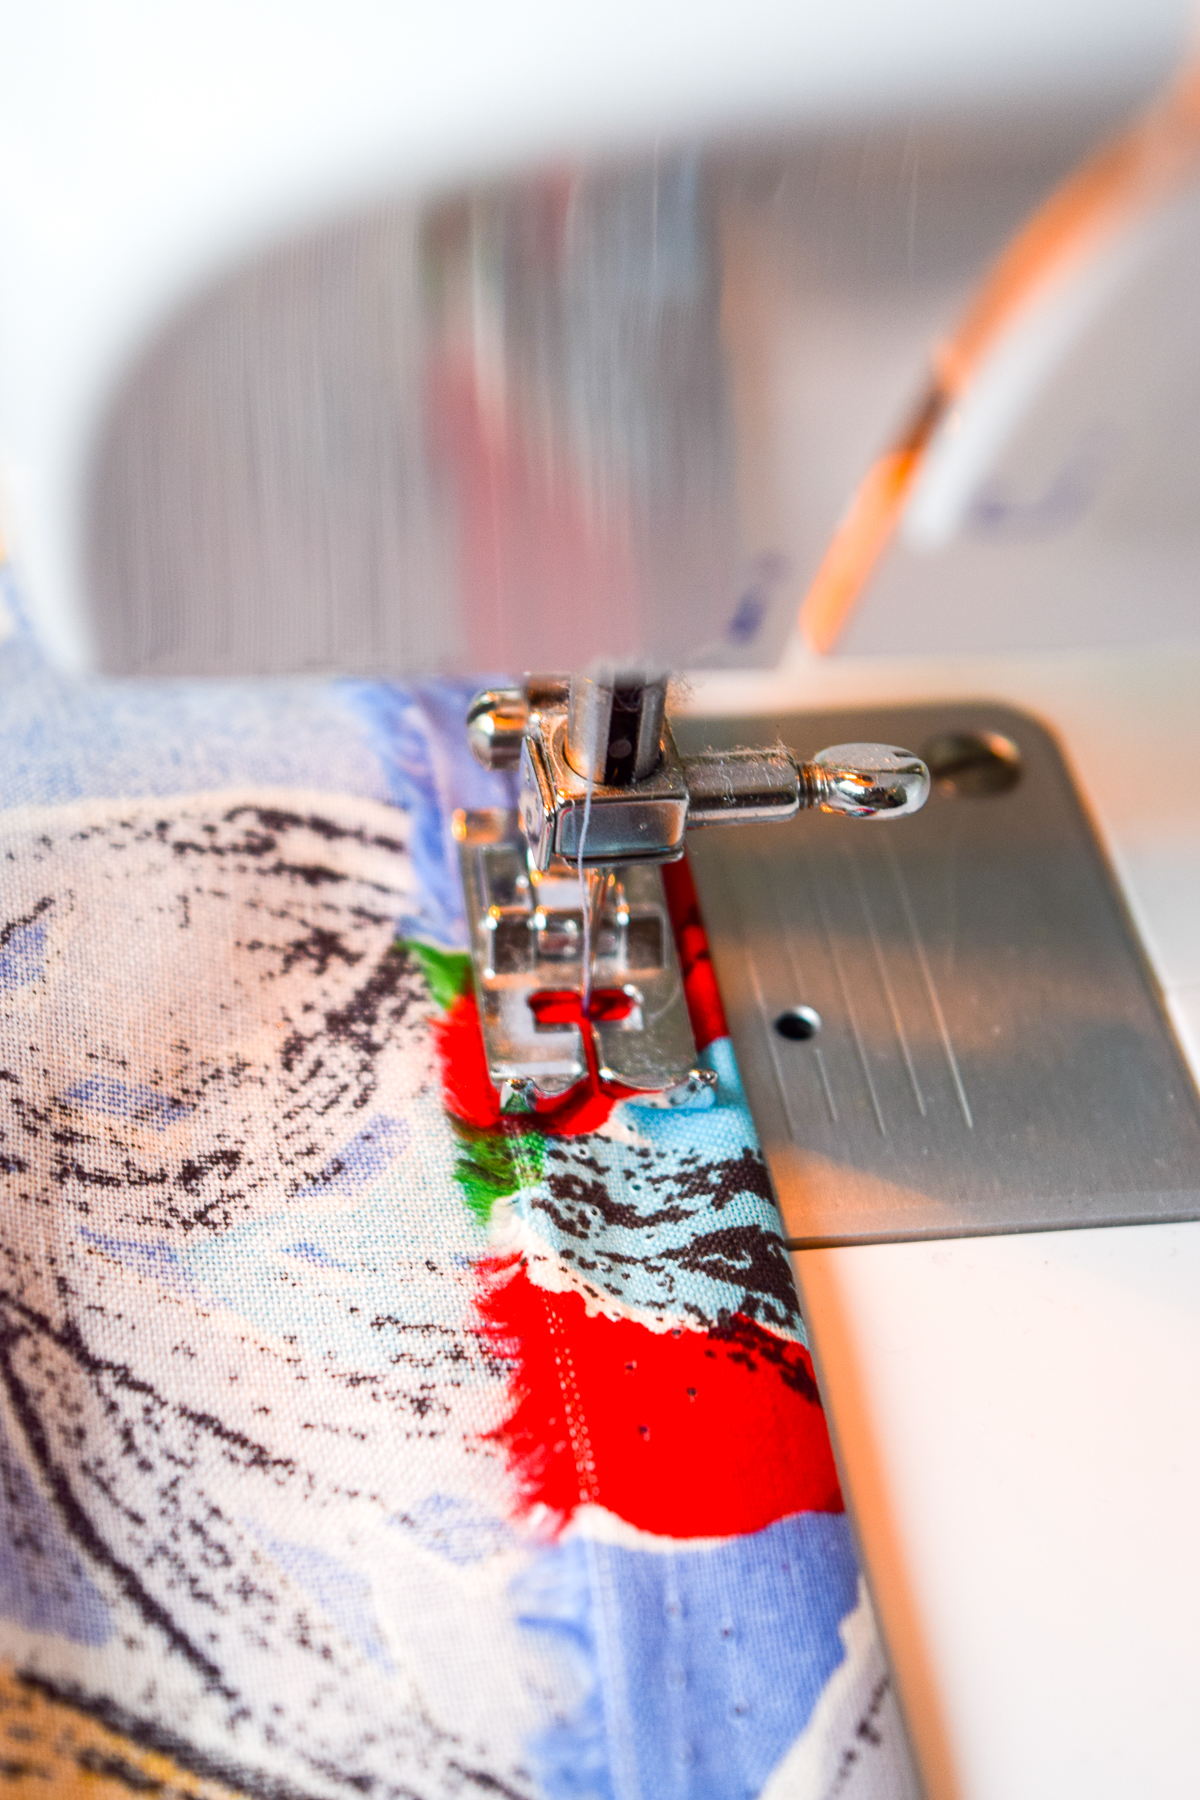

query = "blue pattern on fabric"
[305,1115,411,1195]
[66,1076,195,1129]
[411,679,520,813]
[519,1513,860,1800]
[282,1241,352,1269]
[0,1416,113,1646]
[79,1227,201,1294]
[388,1493,520,1567]
[246,1525,395,1672]
[338,678,516,949]
[513,1541,616,1800]
[0,628,384,820]
[0,916,47,991]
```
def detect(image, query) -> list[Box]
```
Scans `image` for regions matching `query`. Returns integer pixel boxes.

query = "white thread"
[577,757,597,1014]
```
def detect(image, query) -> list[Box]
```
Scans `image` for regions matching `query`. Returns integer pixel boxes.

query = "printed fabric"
[0,574,916,1799]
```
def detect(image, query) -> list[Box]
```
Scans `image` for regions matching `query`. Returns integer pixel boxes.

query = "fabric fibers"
[0,574,916,1799]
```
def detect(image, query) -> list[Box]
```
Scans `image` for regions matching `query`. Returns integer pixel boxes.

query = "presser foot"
[453,808,717,1112]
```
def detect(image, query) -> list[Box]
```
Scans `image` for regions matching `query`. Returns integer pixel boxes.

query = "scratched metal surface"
[677,703,1200,1246]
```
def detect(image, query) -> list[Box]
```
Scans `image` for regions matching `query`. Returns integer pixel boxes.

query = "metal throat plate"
[676,702,1200,1247]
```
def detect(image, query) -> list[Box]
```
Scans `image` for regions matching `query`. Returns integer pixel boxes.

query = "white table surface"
[686,638,1200,1799]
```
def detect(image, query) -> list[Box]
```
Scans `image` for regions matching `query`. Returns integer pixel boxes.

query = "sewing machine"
[4,2,1200,1793]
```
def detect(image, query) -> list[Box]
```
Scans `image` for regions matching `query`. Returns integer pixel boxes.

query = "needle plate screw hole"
[775,1006,822,1041]
[922,731,1022,797]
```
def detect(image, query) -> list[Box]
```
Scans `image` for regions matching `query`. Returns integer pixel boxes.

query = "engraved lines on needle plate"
[683,701,1200,1243]
[740,837,973,1153]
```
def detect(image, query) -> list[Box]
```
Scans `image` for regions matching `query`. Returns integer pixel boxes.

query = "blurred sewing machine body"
[5,2,1200,1795]
[3,2,1200,679]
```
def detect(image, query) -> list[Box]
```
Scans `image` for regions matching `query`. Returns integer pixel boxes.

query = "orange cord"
[799,62,1200,654]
